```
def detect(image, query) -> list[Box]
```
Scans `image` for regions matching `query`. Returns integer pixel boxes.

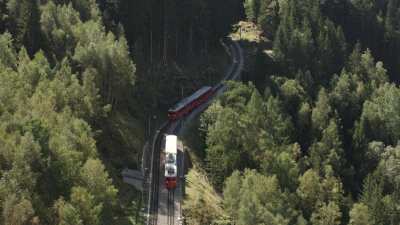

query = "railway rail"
[167,190,175,225]
[146,38,243,225]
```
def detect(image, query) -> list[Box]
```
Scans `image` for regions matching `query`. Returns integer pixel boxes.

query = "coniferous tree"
[349,203,374,225]
[244,0,260,22]
[310,201,341,225]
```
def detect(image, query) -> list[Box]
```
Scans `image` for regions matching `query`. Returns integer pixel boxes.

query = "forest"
[185,0,400,225]
[0,0,240,224]
[0,0,400,225]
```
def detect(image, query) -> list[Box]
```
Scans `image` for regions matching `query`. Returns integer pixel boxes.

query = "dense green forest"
[182,0,400,224]
[0,0,239,224]
[1,0,400,225]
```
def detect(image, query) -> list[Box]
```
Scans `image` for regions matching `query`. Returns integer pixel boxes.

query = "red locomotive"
[168,86,214,120]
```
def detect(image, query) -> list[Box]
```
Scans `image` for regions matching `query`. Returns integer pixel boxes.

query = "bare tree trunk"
[189,23,193,55]
[150,10,153,65]
[204,39,208,56]
[150,30,153,64]
[107,78,112,105]
[163,0,168,64]
[176,29,179,59]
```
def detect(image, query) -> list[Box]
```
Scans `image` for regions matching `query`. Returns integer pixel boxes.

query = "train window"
[166,154,175,164]
[168,168,175,175]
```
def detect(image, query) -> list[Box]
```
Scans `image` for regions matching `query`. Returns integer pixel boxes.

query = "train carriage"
[164,135,178,189]
[168,86,214,120]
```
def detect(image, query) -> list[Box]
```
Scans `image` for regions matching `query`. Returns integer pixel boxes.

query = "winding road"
[146,39,244,225]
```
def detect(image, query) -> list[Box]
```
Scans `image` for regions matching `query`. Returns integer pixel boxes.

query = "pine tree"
[311,88,332,135]
[349,203,374,225]
[70,187,102,225]
[2,196,35,225]
[257,0,279,38]
[244,0,261,22]
[357,84,400,145]
[361,174,386,224]
[310,202,341,225]
[6,0,41,53]
[223,171,242,222]
[224,170,294,225]
[54,199,83,225]
[79,159,117,209]
[309,119,346,176]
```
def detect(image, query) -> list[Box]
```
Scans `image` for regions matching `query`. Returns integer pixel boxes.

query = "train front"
[164,162,177,189]
[164,135,178,190]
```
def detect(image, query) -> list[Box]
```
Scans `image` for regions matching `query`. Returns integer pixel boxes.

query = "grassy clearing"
[231,21,266,43]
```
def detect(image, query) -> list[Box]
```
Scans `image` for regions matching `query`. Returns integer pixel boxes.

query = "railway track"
[167,190,175,225]
[147,123,169,225]
[146,39,243,225]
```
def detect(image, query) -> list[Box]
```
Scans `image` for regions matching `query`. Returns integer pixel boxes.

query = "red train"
[164,87,214,189]
[168,86,214,121]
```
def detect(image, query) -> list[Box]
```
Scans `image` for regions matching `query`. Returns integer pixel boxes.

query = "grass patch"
[231,21,266,43]
[182,164,228,225]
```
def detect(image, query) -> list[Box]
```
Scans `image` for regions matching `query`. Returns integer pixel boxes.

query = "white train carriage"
[164,135,178,189]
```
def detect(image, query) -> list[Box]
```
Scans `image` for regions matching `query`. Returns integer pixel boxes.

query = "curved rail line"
[146,39,243,225]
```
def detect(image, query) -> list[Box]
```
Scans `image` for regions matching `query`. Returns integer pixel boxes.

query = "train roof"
[165,135,177,154]
[169,86,212,112]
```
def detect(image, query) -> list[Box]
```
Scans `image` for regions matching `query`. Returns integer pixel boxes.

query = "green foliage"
[330,70,363,130]
[360,174,386,224]
[311,88,332,134]
[309,119,346,176]
[379,145,400,187]
[297,169,322,215]
[0,1,134,224]
[40,1,136,107]
[310,202,341,225]
[54,199,83,225]
[0,32,17,68]
[263,95,294,145]
[79,159,117,209]
[195,1,400,224]
[297,169,344,219]
[356,143,400,224]
[70,187,102,225]
[73,21,136,106]
[69,0,100,21]
[6,0,41,53]
[349,203,374,225]
[40,2,82,60]
[183,168,226,225]
[244,0,261,22]
[204,82,294,189]
[223,171,242,221]
[205,106,249,189]
[2,195,35,225]
[279,79,307,117]
[3,0,400,224]
[224,170,296,225]
[272,0,346,82]
[356,84,400,146]
[258,0,280,38]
